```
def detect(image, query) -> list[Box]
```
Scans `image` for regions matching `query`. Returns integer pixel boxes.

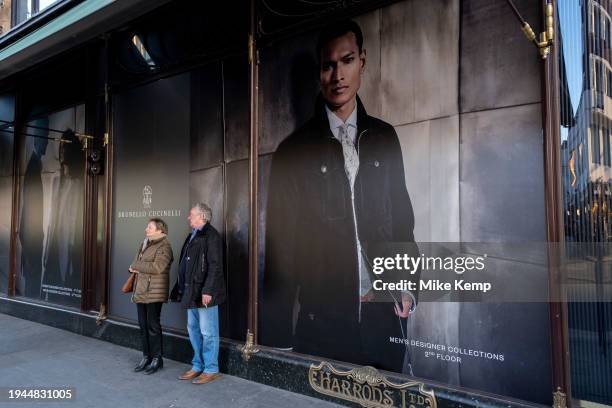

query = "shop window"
[0,93,14,295]
[604,127,611,166]
[15,104,85,308]
[257,2,552,404]
[560,0,612,403]
[592,125,602,164]
[131,35,156,69]
[109,59,249,341]
[10,0,58,29]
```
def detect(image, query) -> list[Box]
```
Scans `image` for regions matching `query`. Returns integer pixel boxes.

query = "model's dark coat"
[261,95,419,361]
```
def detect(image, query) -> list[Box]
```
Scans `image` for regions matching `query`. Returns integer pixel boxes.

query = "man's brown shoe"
[179,369,202,380]
[192,372,221,384]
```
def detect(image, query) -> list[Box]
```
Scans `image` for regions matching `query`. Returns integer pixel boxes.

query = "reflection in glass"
[559,1,612,404]
[16,105,85,308]
[9,0,59,29]
[131,35,156,69]
[0,94,15,295]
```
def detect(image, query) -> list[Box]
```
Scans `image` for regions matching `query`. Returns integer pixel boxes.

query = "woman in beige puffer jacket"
[128,218,173,375]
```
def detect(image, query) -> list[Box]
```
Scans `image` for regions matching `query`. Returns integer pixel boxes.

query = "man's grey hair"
[192,202,212,223]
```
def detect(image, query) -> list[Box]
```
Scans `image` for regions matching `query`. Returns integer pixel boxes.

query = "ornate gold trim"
[95,303,107,326]
[309,361,436,408]
[553,387,567,408]
[510,1,554,59]
[239,329,259,361]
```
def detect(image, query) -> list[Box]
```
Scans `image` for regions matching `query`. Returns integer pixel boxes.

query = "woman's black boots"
[144,357,163,374]
[134,356,151,372]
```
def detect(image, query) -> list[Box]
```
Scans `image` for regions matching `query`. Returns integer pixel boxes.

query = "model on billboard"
[18,119,49,299]
[129,217,173,375]
[261,19,418,373]
[42,130,83,302]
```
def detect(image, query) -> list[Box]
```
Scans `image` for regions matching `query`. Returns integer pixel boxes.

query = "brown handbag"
[121,272,136,293]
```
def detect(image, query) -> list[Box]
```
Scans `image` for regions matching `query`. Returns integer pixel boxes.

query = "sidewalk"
[0,313,344,408]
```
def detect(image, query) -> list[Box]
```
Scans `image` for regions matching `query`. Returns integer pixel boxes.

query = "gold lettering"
[309,364,435,408]
[383,389,394,406]
[341,380,352,397]
[362,384,372,401]
[383,390,393,406]
[330,378,341,394]
[410,392,417,403]
[372,386,384,403]
[320,372,331,389]
[353,383,363,400]
[309,369,318,387]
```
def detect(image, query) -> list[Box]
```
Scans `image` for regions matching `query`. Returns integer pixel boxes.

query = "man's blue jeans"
[187,306,219,373]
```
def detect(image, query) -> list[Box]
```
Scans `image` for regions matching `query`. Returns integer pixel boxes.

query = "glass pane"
[0,94,15,295]
[108,62,249,340]
[5,0,60,34]
[109,73,192,331]
[15,105,85,308]
[39,0,57,10]
[258,1,552,404]
[559,0,612,405]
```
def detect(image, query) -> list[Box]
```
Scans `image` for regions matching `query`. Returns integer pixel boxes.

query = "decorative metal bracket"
[553,387,567,408]
[239,329,259,361]
[507,1,554,59]
[95,303,107,326]
[77,133,93,150]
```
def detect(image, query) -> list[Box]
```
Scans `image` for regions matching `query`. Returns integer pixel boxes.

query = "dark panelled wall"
[109,57,249,341]
[110,73,191,331]
[190,55,251,340]
[188,55,251,340]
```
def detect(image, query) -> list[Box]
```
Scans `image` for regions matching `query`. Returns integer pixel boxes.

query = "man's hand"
[128,267,138,274]
[394,293,413,318]
[202,294,212,307]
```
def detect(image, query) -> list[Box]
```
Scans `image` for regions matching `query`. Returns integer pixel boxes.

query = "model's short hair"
[316,19,364,60]
[148,217,168,234]
[192,202,212,223]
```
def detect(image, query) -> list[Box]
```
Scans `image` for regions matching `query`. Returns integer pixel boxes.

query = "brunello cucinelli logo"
[309,362,436,408]
[143,185,152,209]
[116,185,182,219]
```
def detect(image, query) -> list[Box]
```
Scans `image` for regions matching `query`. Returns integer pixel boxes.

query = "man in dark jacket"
[260,20,418,373]
[170,203,226,384]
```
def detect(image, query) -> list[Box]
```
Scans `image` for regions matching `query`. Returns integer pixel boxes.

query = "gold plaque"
[309,362,437,408]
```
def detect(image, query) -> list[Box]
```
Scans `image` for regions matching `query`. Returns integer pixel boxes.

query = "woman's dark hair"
[148,218,168,234]
[316,19,364,60]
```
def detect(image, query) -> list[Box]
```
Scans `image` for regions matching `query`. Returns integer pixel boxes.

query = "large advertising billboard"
[257,0,552,403]
[15,105,85,308]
